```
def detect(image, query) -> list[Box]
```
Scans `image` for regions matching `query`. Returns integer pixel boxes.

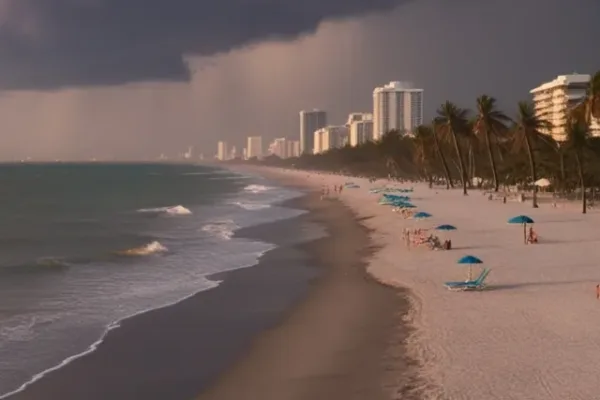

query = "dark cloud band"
[0,0,408,90]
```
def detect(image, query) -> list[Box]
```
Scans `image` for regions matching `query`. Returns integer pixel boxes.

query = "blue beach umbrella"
[413,211,432,219]
[435,224,457,231]
[508,215,534,224]
[508,215,535,244]
[457,255,483,280]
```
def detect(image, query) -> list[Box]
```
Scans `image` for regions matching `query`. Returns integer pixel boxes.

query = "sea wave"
[116,241,168,256]
[181,170,229,176]
[35,257,70,268]
[208,175,252,180]
[0,277,221,400]
[136,205,192,215]
[230,201,271,211]
[201,219,239,240]
[243,184,272,193]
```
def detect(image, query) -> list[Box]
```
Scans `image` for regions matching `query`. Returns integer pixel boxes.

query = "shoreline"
[196,188,419,400]
[5,183,419,400]
[5,195,318,399]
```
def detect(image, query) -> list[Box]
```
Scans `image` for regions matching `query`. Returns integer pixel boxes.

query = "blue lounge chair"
[444,268,491,291]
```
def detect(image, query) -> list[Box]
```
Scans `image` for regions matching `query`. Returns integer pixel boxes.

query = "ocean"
[0,163,308,397]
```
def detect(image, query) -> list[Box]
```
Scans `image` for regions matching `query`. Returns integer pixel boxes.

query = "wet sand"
[196,190,418,400]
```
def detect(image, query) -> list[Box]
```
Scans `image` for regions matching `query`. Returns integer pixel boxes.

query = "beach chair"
[444,268,491,291]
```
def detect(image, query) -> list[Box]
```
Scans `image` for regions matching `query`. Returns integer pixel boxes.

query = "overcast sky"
[0,0,598,160]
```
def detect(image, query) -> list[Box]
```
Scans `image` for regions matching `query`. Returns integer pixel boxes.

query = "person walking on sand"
[596,284,599,300]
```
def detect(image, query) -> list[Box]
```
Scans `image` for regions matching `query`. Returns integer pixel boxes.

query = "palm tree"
[565,116,592,213]
[513,101,551,208]
[435,101,470,195]
[431,121,453,189]
[413,125,434,187]
[475,95,511,192]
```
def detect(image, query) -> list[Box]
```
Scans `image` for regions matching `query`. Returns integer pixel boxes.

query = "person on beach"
[527,227,538,244]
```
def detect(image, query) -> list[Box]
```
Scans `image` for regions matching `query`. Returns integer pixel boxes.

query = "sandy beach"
[245,167,600,400]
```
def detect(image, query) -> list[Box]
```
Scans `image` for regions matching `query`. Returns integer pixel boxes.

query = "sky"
[0,0,598,160]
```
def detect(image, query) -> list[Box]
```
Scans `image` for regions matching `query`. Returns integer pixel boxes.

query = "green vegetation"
[239,71,600,213]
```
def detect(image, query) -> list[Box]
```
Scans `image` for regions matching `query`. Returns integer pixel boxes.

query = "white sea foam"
[208,175,253,180]
[230,201,271,211]
[243,184,272,193]
[137,205,192,215]
[117,241,168,256]
[0,278,221,400]
[201,219,239,240]
[0,243,280,399]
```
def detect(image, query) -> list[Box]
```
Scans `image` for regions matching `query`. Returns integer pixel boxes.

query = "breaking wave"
[116,241,168,256]
[137,205,192,215]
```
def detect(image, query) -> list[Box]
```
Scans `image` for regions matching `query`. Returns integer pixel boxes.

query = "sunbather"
[527,227,538,244]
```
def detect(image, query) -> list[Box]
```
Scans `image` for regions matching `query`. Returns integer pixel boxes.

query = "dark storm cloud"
[0,0,409,90]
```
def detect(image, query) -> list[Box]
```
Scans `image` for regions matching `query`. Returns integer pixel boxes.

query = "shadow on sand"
[486,280,596,291]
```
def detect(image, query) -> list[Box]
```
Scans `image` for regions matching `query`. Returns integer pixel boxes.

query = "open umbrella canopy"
[396,202,416,208]
[534,178,551,187]
[508,215,534,224]
[457,255,483,264]
[457,255,483,280]
[435,224,457,231]
[413,211,432,219]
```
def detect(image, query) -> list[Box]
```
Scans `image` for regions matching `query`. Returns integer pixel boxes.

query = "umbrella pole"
[468,265,473,281]
[523,223,527,244]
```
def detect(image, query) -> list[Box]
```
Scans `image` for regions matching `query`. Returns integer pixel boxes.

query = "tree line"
[236,71,600,213]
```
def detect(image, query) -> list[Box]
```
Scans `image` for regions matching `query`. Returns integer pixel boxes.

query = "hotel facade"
[530,74,600,141]
[373,81,423,140]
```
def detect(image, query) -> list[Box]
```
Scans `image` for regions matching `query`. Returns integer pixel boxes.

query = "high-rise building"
[246,136,263,159]
[530,74,600,141]
[292,141,301,157]
[373,81,423,140]
[268,138,288,158]
[313,126,349,154]
[217,141,229,161]
[350,115,374,146]
[300,109,327,154]
[230,146,237,160]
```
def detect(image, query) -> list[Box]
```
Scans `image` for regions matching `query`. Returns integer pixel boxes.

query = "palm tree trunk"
[484,129,499,192]
[432,131,453,189]
[468,143,474,187]
[575,151,586,214]
[559,149,566,194]
[451,131,468,195]
[523,131,538,208]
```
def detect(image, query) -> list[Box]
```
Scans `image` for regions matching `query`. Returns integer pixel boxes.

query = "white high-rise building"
[530,74,600,141]
[300,109,327,154]
[350,115,374,146]
[246,136,263,159]
[292,141,301,158]
[313,126,349,154]
[217,141,229,161]
[373,81,423,140]
[268,138,288,158]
